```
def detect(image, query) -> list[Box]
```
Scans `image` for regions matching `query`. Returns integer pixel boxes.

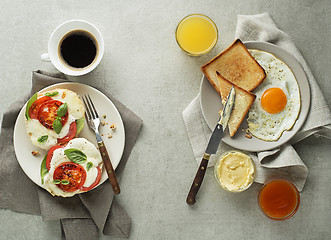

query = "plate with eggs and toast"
[200,39,310,152]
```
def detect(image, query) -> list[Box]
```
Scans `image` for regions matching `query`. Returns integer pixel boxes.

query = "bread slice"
[217,72,256,137]
[201,39,266,92]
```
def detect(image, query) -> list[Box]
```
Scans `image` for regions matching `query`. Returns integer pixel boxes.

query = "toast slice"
[201,39,266,92]
[217,72,256,137]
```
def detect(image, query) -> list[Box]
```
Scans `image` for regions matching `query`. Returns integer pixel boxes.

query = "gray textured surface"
[0,1,330,240]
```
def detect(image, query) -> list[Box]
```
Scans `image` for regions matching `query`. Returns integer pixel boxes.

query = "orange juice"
[176,14,218,56]
[258,179,300,220]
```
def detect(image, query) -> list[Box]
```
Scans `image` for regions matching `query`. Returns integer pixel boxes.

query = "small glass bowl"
[214,150,256,193]
[258,179,300,221]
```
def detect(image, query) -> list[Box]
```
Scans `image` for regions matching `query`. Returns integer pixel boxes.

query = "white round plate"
[14,82,125,189]
[200,41,310,152]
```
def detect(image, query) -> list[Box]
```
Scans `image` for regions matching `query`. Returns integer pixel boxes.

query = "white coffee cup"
[41,20,104,76]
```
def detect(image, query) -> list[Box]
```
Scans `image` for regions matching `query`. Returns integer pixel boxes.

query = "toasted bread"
[217,72,256,137]
[201,39,266,92]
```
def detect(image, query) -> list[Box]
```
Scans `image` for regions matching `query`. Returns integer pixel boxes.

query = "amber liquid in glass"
[259,180,299,220]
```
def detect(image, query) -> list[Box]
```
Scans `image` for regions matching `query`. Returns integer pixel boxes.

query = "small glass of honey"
[258,179,300,220]
[175,14,218,56]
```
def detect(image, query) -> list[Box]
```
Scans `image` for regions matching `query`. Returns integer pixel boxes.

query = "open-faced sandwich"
[40,138,103,197]
[25,89,85,150]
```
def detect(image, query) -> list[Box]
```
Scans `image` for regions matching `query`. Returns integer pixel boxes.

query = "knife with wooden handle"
[186,86,235,205]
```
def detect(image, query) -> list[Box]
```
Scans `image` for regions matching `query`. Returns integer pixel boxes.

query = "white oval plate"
[200,41,310,152]
[14,82,125,189]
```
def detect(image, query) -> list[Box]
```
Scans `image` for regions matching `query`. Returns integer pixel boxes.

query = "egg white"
[43,138,103,197]
[247,49,301,141]
[25,89,84,150]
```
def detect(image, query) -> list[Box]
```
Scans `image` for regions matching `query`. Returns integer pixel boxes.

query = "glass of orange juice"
[175,14,218,56]
[258,179,300,221]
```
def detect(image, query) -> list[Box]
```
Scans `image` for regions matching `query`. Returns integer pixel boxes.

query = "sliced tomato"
[81,166,102,192]
[38,100,68,129]
[46,145,64,171]
[57,121,77,145]
[28,96,52,119]
[53,162,86,192]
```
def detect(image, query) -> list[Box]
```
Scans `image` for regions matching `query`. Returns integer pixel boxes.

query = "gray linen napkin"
[182,13,331,192]
[0,70,143,239]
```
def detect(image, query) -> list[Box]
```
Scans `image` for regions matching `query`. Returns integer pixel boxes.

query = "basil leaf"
[75,118,85,137]
[86,162,93,171]
[40,154,48,185]
[44,91,59,97]
[64,149,87,164]
[37,135,48,143]
[61,180,70,185]
[25,92,38,120]
[57,103,68,118]
[53,179,61,184]
[53,118,62,134]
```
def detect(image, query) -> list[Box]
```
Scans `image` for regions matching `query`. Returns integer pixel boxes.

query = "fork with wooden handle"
[82,94,120,194]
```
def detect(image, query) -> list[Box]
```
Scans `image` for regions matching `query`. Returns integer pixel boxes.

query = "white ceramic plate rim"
[200,41,311,152]
[14,82,125,190]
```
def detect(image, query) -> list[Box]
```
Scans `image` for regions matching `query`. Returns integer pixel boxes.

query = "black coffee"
[60,30,97,68]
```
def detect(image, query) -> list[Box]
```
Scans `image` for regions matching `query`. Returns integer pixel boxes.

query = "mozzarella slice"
[43,138,103,197]
[25,89,84,150]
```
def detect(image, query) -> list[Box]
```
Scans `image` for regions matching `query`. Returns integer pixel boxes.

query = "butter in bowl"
[214,151,255,192]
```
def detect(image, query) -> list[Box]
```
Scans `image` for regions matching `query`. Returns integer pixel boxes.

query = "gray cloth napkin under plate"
[182,13,331,192]
[0,70,143,239]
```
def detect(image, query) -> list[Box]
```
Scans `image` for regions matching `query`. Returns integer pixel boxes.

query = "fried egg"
[25,88,84,150]
[247,50,301,141]
[42,138,103,197]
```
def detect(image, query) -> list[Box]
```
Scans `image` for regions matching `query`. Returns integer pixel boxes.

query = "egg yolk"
[261,88,287,114]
